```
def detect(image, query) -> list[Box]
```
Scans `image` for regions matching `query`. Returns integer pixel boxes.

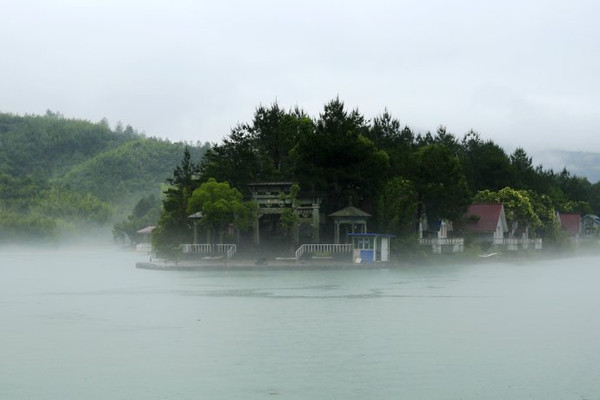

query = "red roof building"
[557,212,581,238]
[462,203,508,241]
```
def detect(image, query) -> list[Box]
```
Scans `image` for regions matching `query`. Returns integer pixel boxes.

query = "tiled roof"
[463,203,503,232]
[558,213,581,236]
[329,206,372,218]
[136,226,155,234]
[248,182,297,186]
[582,214,600,224]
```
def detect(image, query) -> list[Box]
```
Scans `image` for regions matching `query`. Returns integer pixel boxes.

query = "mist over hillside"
[0,112,209,242]
[532,150,600,184]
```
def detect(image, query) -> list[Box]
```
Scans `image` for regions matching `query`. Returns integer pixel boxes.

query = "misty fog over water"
[2,247,600,399]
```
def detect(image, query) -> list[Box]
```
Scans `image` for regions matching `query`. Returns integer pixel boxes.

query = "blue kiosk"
[348,233,395,263]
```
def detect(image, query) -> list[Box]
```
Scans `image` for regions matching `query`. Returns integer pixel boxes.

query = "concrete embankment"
[135,259,394,271]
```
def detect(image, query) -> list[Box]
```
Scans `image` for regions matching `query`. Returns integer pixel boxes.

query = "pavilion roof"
[136,226,155,234]
[329,206,371,218]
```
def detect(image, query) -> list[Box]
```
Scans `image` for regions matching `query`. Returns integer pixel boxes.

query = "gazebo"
[329,205,371,244]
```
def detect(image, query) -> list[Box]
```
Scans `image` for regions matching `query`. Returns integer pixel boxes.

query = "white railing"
[181,244,211,254]
[295,243,353,260]
[419,238,465,253]
[418,238,464,245]
[494,238,542,250]
[181,244,237,259]
[493,237,505,245]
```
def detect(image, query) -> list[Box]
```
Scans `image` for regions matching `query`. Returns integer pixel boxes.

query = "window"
[353,237,374,249]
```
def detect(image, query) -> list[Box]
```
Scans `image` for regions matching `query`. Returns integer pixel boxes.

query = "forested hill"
[0,111,209,242]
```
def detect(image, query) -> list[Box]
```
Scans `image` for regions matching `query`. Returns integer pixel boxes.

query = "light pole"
[188,211,203,245]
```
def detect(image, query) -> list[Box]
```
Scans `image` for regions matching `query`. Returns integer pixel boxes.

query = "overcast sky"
[3,0,600,154]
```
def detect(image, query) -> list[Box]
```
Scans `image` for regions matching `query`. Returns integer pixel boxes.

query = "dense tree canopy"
[156,97,600,251]
[410,143,471,223]
[292,98,390,213]
[460,132,515,192]
[199,103,312,192]
[376,177,418,235]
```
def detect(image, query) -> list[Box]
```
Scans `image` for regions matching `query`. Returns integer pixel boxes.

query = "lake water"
[2,246,600,399]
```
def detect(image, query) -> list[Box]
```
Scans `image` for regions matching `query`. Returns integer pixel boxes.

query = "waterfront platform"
[135,257,395,271]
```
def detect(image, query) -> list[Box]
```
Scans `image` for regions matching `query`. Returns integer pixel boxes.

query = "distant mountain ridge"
[533,150,600,183]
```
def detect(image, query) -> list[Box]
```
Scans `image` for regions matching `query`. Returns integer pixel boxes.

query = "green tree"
[198,104,312,191]
[460,132,514,192]
[557,168,592,205]
[562,200,593,215]
[376,177,418,235]
[187,178,256,243]
[527,190,558,237]
[510,147,536,189]
[588,182,600,214]
[367,110,415,178]
[251,104,311,180]
[432,126,461,155]
[152,148,200,253]
[410,143,471,223]
[279,183,301,245]
[292,98,389,213]
[199,125,258,192]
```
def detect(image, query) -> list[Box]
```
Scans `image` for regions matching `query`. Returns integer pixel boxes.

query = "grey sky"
[3,0,600,153]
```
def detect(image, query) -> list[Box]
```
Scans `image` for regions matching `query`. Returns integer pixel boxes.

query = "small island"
[118,99,600,268]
